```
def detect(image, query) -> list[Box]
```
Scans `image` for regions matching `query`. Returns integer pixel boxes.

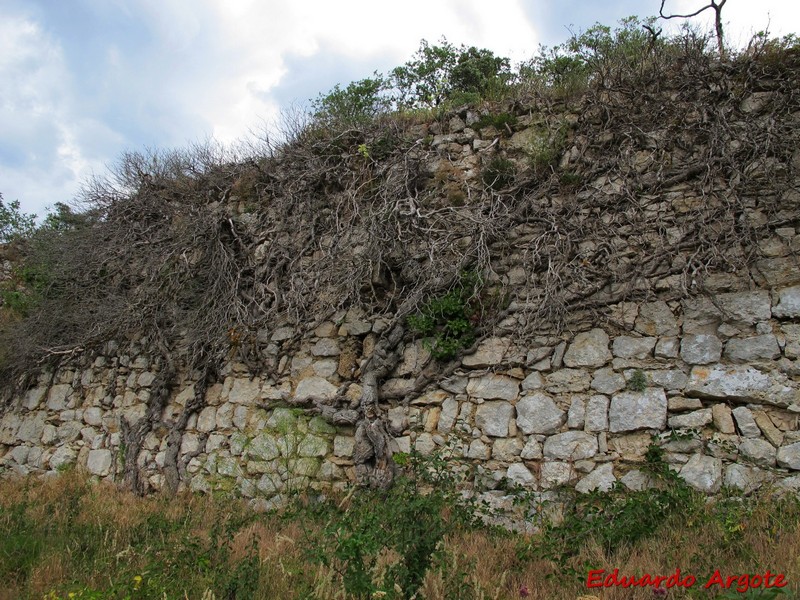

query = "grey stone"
[467,374,519,401]
[387,406,408,433]
[575,463,615,494]
[773,286,800,319]
[591,368,625,395]
[48,446,76,470]
[493,438,523,461]
[294,376,337,401]
[521,371,544,391]
[543,431,598,461]
[545,369,590,393]
[782,324,800,359]
[17,413,46,444]
[137,372,157,387]
[520,437,542,460]
[228,378,261,404]
[550,341,567,369]
[679,454,722,493]
[711,404,736,434]
[311,339,340,357]
[649,369,689,391]
[732,407,761,438]
[655,337,680,358]
[620,469,652,491]
[777,442,800,470]
[22,387,47,410]
[86,449,113,477]
[333,436,354,457]
[506,463,536,487]
[668,409,712,429]
[567,397,586,429]
[585,395,609,432]
[609,389,667,432]
[612,336,656,359]
[462,337,510,368]
[298,435,328,457]
[516,393,566,435]
[437,398,459,433]
[394,341,432,376]
[439,376,467,394]
[739,438,776,467]
[563,329,611,368]
[685,365,797,407]
[196,406,217,432]
[753,411,784,447]
[667,397,703,411]
[724,335,780,362]
[466,438,491,459]
[248,433,280,461]
[540,461,574,489]
[718,291,772,324]
[83,407,103,426]
[47,384,72,411]
[681,334,722,364]
[682,297,722,334]
[753,257,800,288]
[215,403,234,429]
[635,301,679,337]
[475,401,514,437]
[723,464,774,494]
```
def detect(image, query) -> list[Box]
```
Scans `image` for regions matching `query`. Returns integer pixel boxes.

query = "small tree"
[0,194,36,243]
[659,0,727,59]
[311,74,392,127]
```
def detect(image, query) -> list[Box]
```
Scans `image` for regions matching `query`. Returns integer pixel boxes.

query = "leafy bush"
[311,74,392,127]
[408,271,482,360]
[0,193,36,243]
[627,368,648,392]
[304,449,480,599]
[481,156,517,191]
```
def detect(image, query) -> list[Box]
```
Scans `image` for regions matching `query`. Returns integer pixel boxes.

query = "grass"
[0,472,799,599]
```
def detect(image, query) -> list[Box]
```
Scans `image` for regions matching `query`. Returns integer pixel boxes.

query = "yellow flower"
[133,575,143,590]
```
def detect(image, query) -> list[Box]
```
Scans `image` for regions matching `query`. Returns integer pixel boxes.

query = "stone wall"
[2,60,800,513]
[2,280,800,508]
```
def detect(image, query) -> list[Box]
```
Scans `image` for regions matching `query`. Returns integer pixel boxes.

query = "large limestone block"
[679,454,722,493]
[294,376,337,401]
[228,378,261,405]
[717,291,772,324]
[686,365,798,408]
[575,463,615,493]
[462,337,511,368]
[467,374,519,401]
[777,442,800,470]
[668,409,712,429]
[545,369,591,393]
[543,431,598,461]
[86,449,113,477]
[563,329,611,368]
[516,393,566,435]
[738,438,776,467]
[635,301,679,337]
[591,368,625,395]
[680,334,722,365]
[47,384,72,411]
[585,395,609,432]
[724,335,780,362]
[475,401,514,437]
[612,336,657,359]
[732,407,761,438]
[506,463,536,487]
[609,389,667,432]
[773,286,800,319]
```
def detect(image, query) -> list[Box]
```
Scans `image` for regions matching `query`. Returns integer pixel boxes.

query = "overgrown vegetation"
[2,16,799,494]
[1,468,799,599]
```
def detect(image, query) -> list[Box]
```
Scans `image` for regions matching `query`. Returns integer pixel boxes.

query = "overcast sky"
[2,0,797,218]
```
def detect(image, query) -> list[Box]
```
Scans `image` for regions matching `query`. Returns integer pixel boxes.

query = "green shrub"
[481,157,517,191]
[627,368,648,392]
[407,271,482,360]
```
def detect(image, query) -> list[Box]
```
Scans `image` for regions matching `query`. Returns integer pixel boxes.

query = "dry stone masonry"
[3,284,800,507]
[2,55,800,515]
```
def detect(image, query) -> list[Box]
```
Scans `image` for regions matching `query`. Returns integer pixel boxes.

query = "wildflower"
[519,584,530,597]
[133,575,143,590]
[653,585,668,598]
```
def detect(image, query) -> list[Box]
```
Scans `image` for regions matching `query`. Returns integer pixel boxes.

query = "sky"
[1,0,798,218]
